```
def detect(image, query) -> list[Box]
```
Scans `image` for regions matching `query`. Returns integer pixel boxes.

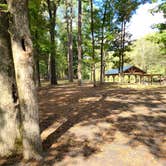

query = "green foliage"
[148,32,166,54]
[127,37,165,74]
[0,3,7,12]
[149,0,166,55]
[114,0,139,22]
[27,0,165,82]
[153,0,166,18]
[29,0,51,76]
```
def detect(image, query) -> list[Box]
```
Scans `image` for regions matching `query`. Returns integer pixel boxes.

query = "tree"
[66,0,74,82]
[151,0,166,54]
[90,0,96,87]
[47,0,59,85]
[29,0,43,87]
[7,0,43,160]
[128,37,166,74]
[0,0,19,156]
[29,0,49,81]
[77,0,82,85]
[100,2,107,84]
[114,0,139,73]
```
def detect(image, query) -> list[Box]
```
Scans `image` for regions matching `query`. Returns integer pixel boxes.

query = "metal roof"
[105,65,133,75]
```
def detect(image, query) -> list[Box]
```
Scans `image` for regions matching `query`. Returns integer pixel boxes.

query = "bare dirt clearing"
[1,83,166,166]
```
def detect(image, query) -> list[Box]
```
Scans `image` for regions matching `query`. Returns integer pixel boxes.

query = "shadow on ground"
[1,83,166,165]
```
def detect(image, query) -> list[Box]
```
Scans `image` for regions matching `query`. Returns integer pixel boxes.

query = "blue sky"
[127,2,165,40]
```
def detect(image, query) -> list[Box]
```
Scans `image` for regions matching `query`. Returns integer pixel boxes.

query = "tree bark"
[0,1,19,156]
[34,48,41,87]
[77,0,82,86]
[120,21,123,73]
[7,0,43,160]
[34,31,41,87]
[90,0,96,87]
[66,0,73,82]
[121,21,126,74]
[47,0,58,85]
[100,4,107,84]
[66,0,70,80]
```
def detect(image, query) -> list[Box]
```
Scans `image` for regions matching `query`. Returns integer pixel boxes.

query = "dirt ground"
[1,83,166,166]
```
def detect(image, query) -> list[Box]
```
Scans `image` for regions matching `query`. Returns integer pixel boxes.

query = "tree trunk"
[100,4,107,84]
[121,21,126,74]
[77,0,82,86]
[47,0,58,85]
[0,1,19,156]
[120,21,123,73]
[90,0,96,87]
[34,31,41,87]
[34,48,41,87]
[36,56,41,86]
[66,0,73,82]
[120,21,126,83]
[47,54,51,80]
[119,21,125,82]
[66,0,70,81]
[118,54,120,72]
[7,0,43,160]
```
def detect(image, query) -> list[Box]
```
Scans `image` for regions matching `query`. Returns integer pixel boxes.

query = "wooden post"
[148,76,150,85]
[113,75,115,82]
[151,75,153,85]
[107,75,109,82]
[122,74,124,83]
[134,75,137,83]
[138,75,141,84]
[118,73,121,83]
[137,75,139,84]
[128,75,130,83]
[140,75,144,84]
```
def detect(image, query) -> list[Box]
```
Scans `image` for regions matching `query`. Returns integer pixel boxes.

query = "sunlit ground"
[0,82,166,166]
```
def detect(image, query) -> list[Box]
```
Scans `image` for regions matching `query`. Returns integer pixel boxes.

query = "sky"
[127,3,165,40]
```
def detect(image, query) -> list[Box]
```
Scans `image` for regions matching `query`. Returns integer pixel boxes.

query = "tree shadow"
[2,84,165,165]
[41,85,166,165]
[42,93,111,149]
[114,114,166,158]
[43,133,102,165]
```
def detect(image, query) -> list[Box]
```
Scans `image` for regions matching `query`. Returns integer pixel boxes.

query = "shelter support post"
[140,75,143,84]
[151,75,153,85]
[107,75,109,82]
[159,75,162,85]
[128,75,131,83]
[134,75,137,83]
[138,75,141,84]
[148,76,150,85]
[112,75,115,83]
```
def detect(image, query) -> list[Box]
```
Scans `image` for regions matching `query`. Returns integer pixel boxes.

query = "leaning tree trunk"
[77,0,82,86]
[0,0,19,156]
[7,0,43,160]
